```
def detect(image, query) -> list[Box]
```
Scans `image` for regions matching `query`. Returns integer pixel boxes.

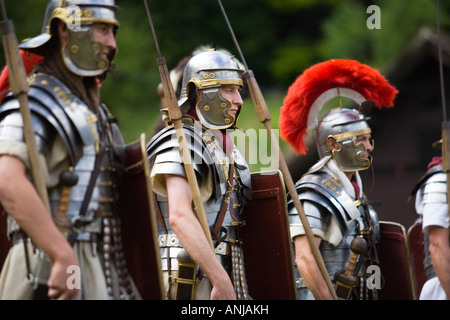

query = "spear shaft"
[0,1,50,212]
[143,0,214,250]
[436,0,450,223]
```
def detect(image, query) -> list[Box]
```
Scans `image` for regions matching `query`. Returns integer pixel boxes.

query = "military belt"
[158,234,232,256]
[9,230,101,245]
[296,277,336,289]
[295,277,307,289]
[9,230,30,245]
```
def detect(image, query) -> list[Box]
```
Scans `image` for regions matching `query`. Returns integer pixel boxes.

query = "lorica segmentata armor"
[288,159,379,300]
[413,164,448,280]
[0,72,124,239]
[147,120,251,274]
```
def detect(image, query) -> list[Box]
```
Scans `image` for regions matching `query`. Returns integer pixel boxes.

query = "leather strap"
[154,195,168,234]
[78,144,107,218]
[78,109,110,219]
[155,162,235,246]
[210,163,235,242]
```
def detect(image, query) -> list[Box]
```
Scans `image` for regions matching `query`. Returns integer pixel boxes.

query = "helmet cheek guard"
[63,26,114,77]
[195,86,235,130]
[329,128,373,172]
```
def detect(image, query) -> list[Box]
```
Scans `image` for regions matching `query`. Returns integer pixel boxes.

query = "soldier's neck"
[345,171,355,181]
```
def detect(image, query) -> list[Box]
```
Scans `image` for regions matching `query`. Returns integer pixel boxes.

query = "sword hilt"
[346,236,368,275]
[334,236,368,300]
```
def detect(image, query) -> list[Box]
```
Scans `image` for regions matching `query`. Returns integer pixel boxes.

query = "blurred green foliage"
[1,0,448,157]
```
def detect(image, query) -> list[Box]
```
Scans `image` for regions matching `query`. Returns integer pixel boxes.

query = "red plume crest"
[0,50,43,101]
[279,59,398,155]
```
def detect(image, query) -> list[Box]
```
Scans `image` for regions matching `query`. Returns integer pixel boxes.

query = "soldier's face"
[91,23,117,60]
[354,133,374,157]
[58,21,117,57]
[221,84,243,116]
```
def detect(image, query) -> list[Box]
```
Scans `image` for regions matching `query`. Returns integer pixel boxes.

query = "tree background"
[1,0,449,168]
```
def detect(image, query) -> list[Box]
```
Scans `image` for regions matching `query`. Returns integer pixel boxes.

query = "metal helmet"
[279,59,397,159]
[316,108,373,172]
[20,0,120,77]
[178,49,244,130]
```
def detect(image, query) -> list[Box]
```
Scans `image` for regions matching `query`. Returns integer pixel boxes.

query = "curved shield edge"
[406,219,427,298]
[117,133,164,300]
[378,221,416,300]
[240,170,297,300]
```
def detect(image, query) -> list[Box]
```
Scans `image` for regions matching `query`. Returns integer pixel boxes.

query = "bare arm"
[294,234,334,300]
[427,225,450,299]
[0,155,79,300]
[165,174,236,300]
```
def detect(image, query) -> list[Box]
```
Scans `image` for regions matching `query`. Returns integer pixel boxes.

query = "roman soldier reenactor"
[147,49,253,300]
[279,59,411,300]
[0,0,159,300]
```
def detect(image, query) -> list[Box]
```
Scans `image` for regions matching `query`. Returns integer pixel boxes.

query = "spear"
[216,0,337,299]
[436,0,450,222]
[143,0,214,250]
[0,1,50,211]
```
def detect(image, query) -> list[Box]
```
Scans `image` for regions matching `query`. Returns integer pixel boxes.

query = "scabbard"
[334,236,367,300]
[334,271,359,300]
[173,250,198,300]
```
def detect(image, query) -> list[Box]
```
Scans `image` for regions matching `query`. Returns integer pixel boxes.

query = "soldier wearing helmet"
[411,150,450,300]
[0,1,141,299]
[280,59,397,300]
[147,49,252,300]
[20,0,119,78]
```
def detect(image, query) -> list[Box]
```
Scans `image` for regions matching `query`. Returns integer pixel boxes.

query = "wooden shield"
[0,208,10,270]
[407,220,427,298]
[377,221,416,300]
[117,133,163,300]
[240,170,297,300]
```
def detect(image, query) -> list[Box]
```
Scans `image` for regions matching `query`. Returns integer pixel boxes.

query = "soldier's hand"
[210,277,236,300]
[47,252,80,300]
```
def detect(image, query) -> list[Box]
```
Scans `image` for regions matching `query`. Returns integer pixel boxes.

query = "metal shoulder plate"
[0,109,55,154]
[411,165,445,197]
[412,164,447,205]
[147,124,251,201]
[288,171,361,236]
[202,128,251,200]
[0,73,96,164]
[147,124,217,195]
